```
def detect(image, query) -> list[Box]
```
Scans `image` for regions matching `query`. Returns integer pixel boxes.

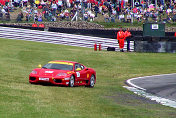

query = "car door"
[74,63,87,85]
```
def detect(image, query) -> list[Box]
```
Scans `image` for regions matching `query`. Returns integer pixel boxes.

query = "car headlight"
[64,78,70,80]
[31,70,37,74]
[57,73,67,77]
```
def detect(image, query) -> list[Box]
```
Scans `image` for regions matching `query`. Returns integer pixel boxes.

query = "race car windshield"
[42,63,73,71]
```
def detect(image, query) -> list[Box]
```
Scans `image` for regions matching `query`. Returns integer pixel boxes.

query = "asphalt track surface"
[0,26,134,51]
[128,73,176,101]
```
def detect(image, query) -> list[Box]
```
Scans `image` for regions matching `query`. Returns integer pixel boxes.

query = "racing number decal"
[76,72,80,77]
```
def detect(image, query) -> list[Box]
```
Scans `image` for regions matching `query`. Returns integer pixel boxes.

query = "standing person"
[124,28,132,52]
[51,1,57,16]
[94,4,99,17]
[115,4,121,19]
[117,27,125,52]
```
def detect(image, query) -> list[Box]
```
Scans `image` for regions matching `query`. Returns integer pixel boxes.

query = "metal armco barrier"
[0,26,134,51]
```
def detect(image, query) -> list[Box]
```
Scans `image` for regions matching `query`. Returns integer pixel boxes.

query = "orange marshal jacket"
[117,31,125,49]
[124,31,132,38]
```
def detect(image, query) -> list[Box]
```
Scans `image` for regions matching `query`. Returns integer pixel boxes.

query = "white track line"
[127,73,176,90]
[126,73,176,108]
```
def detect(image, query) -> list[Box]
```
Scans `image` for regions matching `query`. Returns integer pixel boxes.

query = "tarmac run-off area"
[125,73,176,108]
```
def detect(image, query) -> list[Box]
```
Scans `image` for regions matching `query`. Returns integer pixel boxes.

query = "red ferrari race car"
[29,60,96,87]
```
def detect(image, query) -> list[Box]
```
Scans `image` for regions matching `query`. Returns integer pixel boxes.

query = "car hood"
[36,68,73,77]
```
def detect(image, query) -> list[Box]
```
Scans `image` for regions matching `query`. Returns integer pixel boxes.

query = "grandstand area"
[0,0,175,24]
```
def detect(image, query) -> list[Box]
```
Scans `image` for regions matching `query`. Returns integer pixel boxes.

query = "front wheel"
[89,75,95,88]
[69,75,75,87]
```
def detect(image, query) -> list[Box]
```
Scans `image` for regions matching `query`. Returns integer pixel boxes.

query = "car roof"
[48,60,78,64]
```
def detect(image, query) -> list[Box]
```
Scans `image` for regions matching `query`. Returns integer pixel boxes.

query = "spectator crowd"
[0,0,175,23]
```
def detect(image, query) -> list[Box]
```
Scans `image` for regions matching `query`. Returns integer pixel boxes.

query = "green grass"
[1,38,176,118]
[94,21,176,29]
[94,21,144,28]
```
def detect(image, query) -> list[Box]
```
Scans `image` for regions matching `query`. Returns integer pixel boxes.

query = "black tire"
[89,75,95,88]
[69,75,75,87]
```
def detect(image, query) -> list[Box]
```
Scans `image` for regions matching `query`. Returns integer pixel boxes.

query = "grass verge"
[0,38,176,118]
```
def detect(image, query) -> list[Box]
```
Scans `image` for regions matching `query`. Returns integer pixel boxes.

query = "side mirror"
[38,64,42,68]
[76,68,81,71]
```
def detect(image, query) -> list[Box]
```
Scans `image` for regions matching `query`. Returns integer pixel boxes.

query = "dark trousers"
[126,38,130,51]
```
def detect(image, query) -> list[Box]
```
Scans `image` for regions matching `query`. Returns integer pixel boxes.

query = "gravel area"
[2,21,176,32]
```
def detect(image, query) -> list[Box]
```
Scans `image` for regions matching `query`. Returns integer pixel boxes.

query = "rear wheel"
[89,75,95,88]
[69,75,75,87]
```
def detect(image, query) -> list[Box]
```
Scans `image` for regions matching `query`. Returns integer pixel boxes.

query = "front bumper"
[29,75,70,86]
